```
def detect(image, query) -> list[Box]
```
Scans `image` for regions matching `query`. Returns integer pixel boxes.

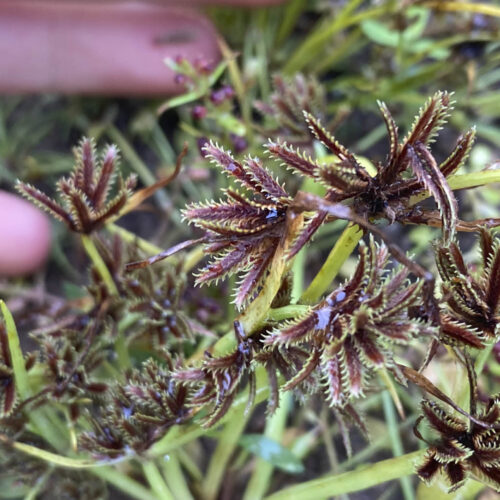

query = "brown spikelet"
[17,137,136,233]
[415,391,500,493]
[180,142,322,309]
[435,228,500,347]
[265,237,433,407]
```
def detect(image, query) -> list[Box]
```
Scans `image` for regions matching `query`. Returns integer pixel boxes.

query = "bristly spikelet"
[172,321,255,427]
[182,141,322,310]
[0,324,16,418]
[80,355,191,458]
[435,228,500,347]
[266,91,475,237]
[264,236,433,407]
[16,137,137,233]
[415,395,500,493]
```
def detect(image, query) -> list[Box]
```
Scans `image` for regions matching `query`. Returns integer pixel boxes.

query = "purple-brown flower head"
[436,228,500,348]
[265,237,432,407]
[172,321,254,427]
[80,356,191,458]
[267,91,474,242]
[182,142,317,309]
[416,396,500,492]
[17,137,137,233]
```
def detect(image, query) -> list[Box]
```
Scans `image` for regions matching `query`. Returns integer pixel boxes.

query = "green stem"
[92,467,158,500]
[410,170,500,206]
[203,403,249,500]
[291,247,306,303]
[264,450,425,500]
[0,438,105,469]
[382,391,415,500]
[81,234,118,296]
[0,301,67,452]
[379,369,405,420]
[143,461,174,500]
[237,214,303,336]
[475,341,496,376]
[267,305,310,322]
[162,452,194,500]
[177,447,203,482]
[1,300,30,399]
[243,392,291,500]
[107,222,163,256]
[301,223,363,304]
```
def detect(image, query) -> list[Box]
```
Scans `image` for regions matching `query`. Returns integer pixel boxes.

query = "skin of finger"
[173,0,287,4]
[27,0,288,5]
[0,191,52,277]
[0,2,220,95]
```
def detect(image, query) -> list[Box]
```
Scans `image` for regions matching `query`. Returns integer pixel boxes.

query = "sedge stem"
[142,461,175,500]
[301,223,363,304]
[264,450,425,500]
[81,234,118,296]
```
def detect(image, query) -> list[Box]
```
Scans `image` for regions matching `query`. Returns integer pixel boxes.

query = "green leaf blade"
[240,434,304,474]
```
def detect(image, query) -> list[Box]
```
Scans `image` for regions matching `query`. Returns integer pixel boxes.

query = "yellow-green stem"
[1,300,30,399]
[203,403,249,500]
[81,234,119,296]
[142,461,174,500]
[267,305,310,322]
[265,450,425,500]
[92,467,158,500]
[1,301,68,452]
[0,438,109,469]
[243,392,292,500]
[382,391,415,500]
[162,452,194,500]
[107,222,163,256]
[301,223,363,304]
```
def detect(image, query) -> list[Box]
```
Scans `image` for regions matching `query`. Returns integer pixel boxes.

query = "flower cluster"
[416,396,500,492]
[17,138,136,233]
[265,237,432,407]
[436,228,500,348]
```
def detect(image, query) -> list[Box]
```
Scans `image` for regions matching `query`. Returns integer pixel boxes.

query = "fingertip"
[0,191,52,277]
[0,2,220,95]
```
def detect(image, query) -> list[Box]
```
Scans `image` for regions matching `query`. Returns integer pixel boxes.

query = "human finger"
[0,1,220,95]
[0,191,51,277]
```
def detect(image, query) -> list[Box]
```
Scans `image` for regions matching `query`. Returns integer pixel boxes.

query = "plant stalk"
[81,234,118,296]
[264,450,425,500]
